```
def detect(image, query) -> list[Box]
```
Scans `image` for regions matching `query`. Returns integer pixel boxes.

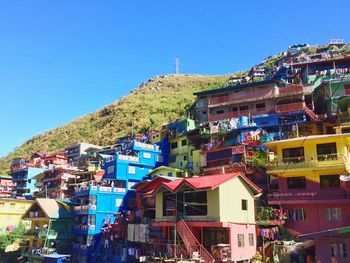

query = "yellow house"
[169,135,192,170]
[152,172,261,262]
[0,198,32,234]
[264,133,350,236]
[148,166,184,178]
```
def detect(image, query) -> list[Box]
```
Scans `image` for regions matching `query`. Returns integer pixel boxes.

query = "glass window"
[339,243,347,258]
[240,105,248,111]
[331,243,338,257]
[89,195,97,205]
[289,208,306,221]
[241,199,248,210]
[181,139,187,146]
[143,152,151,159]
[88,215,96,225]
[256,103,266,109]
[287,176,306,189]
[107,165,115,174]
[249,234,254,246]
[167,172,173,177]
[325,207,342,222]
[128,165,136,174]
[171,142,178,149]
[115,180,126,188]
[238,234,244,247]
[320,175,340,188]
[282,147,305,163]
[183,155,187,161]
[317,143,337,160]
[169,155,176,163]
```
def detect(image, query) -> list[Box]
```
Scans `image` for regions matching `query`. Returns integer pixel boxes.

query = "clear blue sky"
[0,0,349,157]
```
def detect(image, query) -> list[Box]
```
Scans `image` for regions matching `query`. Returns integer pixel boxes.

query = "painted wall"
[230,223,257,262]
[219,177,256,224]
[283,203,350,235]
[0,199,32,234]
[315,237,350,263]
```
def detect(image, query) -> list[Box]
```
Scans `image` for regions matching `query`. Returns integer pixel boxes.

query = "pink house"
[152,173,262,262]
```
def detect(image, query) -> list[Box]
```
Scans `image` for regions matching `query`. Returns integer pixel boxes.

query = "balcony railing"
[268,154,345,170]
[74,184,126,195]
[275,102,305,113]
[208,85,304,106]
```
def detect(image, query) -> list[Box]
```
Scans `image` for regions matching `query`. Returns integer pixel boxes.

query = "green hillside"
[0,74,231,173]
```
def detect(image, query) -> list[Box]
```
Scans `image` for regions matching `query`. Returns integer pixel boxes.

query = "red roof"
[155,172,262,194]
[135,176,176,196]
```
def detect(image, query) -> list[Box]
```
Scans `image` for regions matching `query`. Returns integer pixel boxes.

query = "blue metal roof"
[193,79,275,96]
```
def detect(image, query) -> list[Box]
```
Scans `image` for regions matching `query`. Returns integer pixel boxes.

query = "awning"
[298,226,350,240]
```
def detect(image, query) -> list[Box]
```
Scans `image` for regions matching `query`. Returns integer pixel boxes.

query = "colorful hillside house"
[22,198,72,263]
[0,198,32,234]
[152,172,261,262]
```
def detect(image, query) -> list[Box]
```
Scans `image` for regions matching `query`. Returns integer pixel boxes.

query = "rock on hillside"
[0,74,231,173]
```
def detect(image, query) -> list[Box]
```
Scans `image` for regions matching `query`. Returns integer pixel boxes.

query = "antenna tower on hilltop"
[175,57,180,74]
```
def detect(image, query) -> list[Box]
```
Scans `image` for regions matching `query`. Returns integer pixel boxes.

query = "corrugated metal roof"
[36,198,72,219]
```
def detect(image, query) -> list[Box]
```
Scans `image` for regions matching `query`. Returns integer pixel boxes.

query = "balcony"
[268,188,350,203]
[74,184,126,196]
[73,204,97,214]
[209,88,274,106]
[208,85,305,107]
[267,154,345,171]
[275,102,305,114]
[208,105,275,122]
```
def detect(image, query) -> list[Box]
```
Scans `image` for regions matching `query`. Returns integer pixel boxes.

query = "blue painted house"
[10,158,44,199]
[72,140,163,263]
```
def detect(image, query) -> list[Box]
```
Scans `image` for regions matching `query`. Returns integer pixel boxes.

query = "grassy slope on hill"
[0,74,230,173]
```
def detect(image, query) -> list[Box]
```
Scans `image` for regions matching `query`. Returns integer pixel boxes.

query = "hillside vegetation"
[0,74,230,173]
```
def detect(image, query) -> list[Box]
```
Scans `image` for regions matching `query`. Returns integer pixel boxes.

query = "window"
[128,181,137,189]
[107,165,115,174]
[171,142,178,149]
[115,180,126,189]
[241,199,248,210]
[325,208,342,222]
[256,103,266,110]
[282,147,304,163]
[28,179,31,183]
[89,195,97,205]
[238,234,244,247]
[339,243,347,258]
[216,110,224,114]
[181,139,187,146]
[317,143,337,161]
[167,172,173,177]
[288,208,306,221]
[331,243,338,256]
[143,152,151,159]
[128,165,136,174]
[202,111,207,115]
[184,191,207,216]
[232,106,238,112]
[320,175,340,188]
[183,155,187,161]
[239,105,248,112]
[249,234,254,246]
[88,214,96,225]
[169,155,176,163]
[156,155,164,162]
[287,176,306,189]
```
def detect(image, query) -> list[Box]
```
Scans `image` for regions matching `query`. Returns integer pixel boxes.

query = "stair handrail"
[176,214,215,262]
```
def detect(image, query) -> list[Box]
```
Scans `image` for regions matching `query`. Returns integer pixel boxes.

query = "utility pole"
[175,57,180,74]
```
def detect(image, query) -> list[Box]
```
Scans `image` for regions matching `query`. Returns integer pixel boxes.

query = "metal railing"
[176,218,215,262]
[268,154,345,170]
